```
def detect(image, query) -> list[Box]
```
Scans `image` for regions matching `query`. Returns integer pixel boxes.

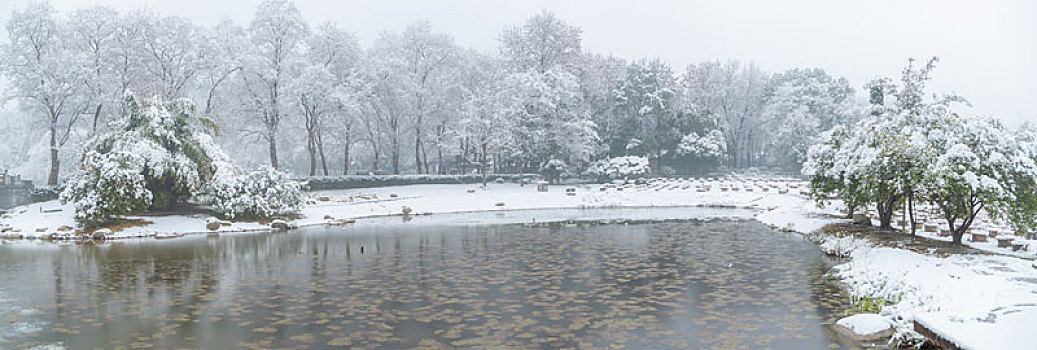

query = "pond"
[0,212,864,349]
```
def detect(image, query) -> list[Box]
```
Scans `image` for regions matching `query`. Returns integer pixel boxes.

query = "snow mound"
[836,314,892,336]
[820,235,867,257]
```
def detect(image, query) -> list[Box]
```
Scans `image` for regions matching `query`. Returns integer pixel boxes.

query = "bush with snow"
[584,156,652,180]
[61,94,302,228]
[678,129,727,160]
[206,166,304,220]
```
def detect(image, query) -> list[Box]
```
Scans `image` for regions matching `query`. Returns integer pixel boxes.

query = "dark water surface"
[0,217,863,349]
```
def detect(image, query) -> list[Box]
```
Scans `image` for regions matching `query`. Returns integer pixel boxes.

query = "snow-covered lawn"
[1,177,834,240]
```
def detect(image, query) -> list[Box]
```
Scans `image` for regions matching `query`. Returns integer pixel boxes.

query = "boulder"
[832,314,894,342]
[205,218,221,231]
[57,225,75,232]
[852,214,871,226]
[35,227,47,233]
[271,219,289,231]
[467,188,477,193]
[401,206,413,216]
[317,196,331,202]
[495,202,506,207]
[323,214,334,220]
[91,228,113,240]
[389,193,399,198]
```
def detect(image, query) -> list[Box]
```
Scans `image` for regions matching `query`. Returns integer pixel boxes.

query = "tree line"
[3,0,863,186]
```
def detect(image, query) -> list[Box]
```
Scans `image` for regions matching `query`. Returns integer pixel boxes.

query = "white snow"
[836,313,892,336]
[1,177,837,240]
[836,245,1037,349]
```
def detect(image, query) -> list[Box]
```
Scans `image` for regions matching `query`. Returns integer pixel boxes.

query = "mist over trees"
[2,0,867,185]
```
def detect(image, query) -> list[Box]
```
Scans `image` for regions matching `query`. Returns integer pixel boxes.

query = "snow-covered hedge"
[302,174,538,191]
[207,167,304,220]
[584,156,652,180]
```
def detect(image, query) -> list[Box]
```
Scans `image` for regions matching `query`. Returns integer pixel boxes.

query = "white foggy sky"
[2,0,1035,126]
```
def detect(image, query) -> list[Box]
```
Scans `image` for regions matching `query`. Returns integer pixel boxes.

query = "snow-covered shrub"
[61,151,153,228]
[61,94,221,228]
[207,166,304,220]
[584,156,652,180]
[678,129,727,160]
[61,94,303,227]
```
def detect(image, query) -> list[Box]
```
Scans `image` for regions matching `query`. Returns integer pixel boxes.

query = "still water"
[0,215,862,349]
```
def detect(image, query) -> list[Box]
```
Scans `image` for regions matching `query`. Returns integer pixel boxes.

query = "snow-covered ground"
[0,177,835,240]
[834,240,1037,349]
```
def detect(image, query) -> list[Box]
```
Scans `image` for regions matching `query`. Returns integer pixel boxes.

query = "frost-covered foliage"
[921,113,1037,241]
[678,130,727,160]
[504,65,599,167]
[61,95,220,227]
[584,156,652,180]
[207,166,304,219]
[803,57,1037,243]
[60,94,303,227]
[763,68,859,167]
[613,59,679,158]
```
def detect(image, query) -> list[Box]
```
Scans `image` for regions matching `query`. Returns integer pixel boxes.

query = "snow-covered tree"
[2,1,89,185]
[500,10,581,74]
[458,51,512,185]
[613,59,679,161]
[504,68,599,172]
[500,11,598,178]
[681,60,769,168]
[577,53,627,159]
[239,0,309,170]
[920,112,1037,244]
[762,68,858,168]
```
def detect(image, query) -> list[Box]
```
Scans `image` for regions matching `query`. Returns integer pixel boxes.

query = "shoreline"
[3,180,1035,349]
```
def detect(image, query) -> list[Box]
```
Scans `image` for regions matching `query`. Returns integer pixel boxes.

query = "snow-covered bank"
[0,177,837,240]
[834,240,1037,349]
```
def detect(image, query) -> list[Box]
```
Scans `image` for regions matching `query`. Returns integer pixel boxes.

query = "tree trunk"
[92,103,103,134]
[391,149,400,175]
[318,138,329,176]
[343,139,351,176]
[421,142,430,175]
[877,198,895,229]
[908,189,917,235]
[415,133,423,174]
[307,130,318,176]
[481,142,488,187]
[268,136,279,170]
[437,146,444,175]
[48,121,59,186]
